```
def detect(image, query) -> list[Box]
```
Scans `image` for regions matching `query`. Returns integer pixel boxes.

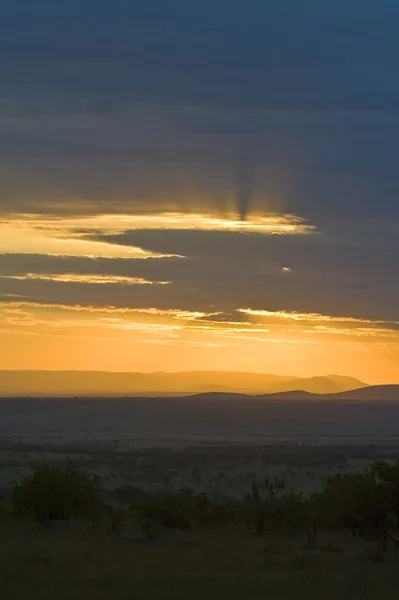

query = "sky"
[0,0,398,383]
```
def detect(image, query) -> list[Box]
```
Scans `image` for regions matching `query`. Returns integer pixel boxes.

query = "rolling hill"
[330,385,399,401]
[256,384,399,401]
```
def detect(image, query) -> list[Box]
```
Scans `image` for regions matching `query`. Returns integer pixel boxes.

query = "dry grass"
[0,522,398,600]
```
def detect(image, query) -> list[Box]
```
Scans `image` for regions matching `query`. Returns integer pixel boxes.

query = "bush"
[12,464,101,522]
[131,487,236,537]
[132,492,192,534]
[244,476,304,534]
[114,484,148,506]
[320,472,390,538]
[370,460,399,529]
[0,501,12,520]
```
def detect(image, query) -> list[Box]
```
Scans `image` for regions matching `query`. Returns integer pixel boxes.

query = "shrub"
[114,484,148,506]
[132,493,191,534]
[318,471,392,561]
[0,501,12,520]
[130,487,234,536]
[369,460,399,529]
[245,476,304,534]
[12,464,101,522]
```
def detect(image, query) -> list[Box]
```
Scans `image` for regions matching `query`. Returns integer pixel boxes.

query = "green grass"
[1,523,398,599]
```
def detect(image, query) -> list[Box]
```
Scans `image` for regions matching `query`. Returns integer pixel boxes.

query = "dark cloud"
[1,1,399,113]
[2,108,399,222]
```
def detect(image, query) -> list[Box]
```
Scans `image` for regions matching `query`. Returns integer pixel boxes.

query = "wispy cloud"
[238,308,398,326]
[70,212,314,234]
[0,273,170,286]
[296,327,399,338]
[0,216,185,259]
[0,301,216,321]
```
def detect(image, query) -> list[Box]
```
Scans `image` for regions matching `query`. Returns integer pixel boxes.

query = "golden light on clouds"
[0,211,314,259]
[0,302,216,321]
[9,211,314,233]
[238,308,396,325]
[0,274,170,286]
[0,219,180,259]
[100,212,314,234]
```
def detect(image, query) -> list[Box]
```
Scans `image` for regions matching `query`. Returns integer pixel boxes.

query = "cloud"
[3,107,399,227]
[2,1,399,115]
[1,212,314,235]
[238,308,397,326]
[0,301,216,320]
[0,273,170,286]
[0,216,185,258]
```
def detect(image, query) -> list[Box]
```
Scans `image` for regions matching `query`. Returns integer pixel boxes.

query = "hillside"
[330,385,399,401]
[191,385,399,402]
[0,370,366,397]
[257,385,399,401]
[263,375,366,395]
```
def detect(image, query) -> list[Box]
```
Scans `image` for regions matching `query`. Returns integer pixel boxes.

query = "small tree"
[245,476,303,535]
[114,484,148,506]
[131,493,191,536]
[130,487,233,537]
[320,471,391,561]
[12,464,100,522]
[369,460,399,530]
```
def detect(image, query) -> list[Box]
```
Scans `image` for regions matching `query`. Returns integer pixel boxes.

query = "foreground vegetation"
[2,458,399,598]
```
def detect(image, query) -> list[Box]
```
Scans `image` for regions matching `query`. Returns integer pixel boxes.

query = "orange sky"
[0,211,398,384]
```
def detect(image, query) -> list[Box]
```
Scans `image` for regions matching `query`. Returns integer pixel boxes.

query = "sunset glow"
[0,297,398,382]
[1,16,398,388]
[0,207,397,383]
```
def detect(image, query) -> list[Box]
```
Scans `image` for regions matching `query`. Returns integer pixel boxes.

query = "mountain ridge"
[0,370,367,397]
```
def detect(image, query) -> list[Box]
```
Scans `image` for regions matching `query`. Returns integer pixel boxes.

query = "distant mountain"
[258,385,399,401]
[257,390,319,400]
[264,375,366,395]
[0,370,367,397]
[191,385,399,402]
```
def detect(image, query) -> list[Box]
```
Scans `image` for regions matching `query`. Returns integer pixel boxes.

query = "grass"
[1,522,398,599]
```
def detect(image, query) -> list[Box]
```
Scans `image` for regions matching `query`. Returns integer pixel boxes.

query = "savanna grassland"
[2,397,399,598]
[1,443,399,599]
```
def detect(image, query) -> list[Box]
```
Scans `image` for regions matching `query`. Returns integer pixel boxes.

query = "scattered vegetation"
[5,459,399,560]
[3,454,399,597]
